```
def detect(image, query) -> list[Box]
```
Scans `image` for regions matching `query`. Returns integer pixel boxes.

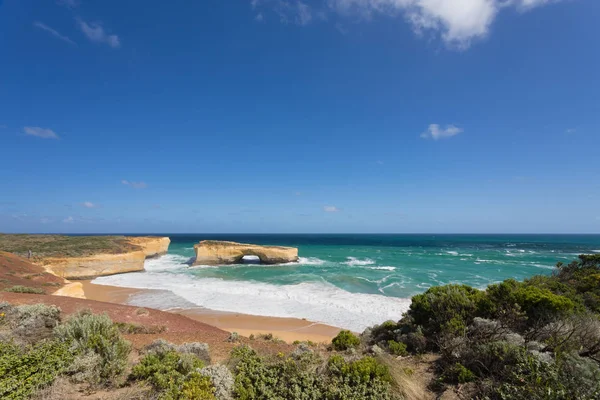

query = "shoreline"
[75,280,341,343]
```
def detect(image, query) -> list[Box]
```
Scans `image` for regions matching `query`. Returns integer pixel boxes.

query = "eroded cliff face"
[127,237,170,258]
[193,240,298,265]
[41,236,170,279]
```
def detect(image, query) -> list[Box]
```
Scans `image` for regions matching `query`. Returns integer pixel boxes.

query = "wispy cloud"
[256,12,265,22]
[566,128,576,134]
[57,0,79,8]
[77,18,120,48]
[324,205,341,212]
[23,126,60,139]
[253,0,566,49]
[63,216,74,223]
[40,217,53,224]
[420,124,463,140]
[33,22,76,46]
[0,125,7,129]
[81,201,96,208]
[121,180,147,189]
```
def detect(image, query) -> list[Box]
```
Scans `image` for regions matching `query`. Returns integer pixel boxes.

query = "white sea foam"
[92,270,410,332]
[446,251,459,256]
[297,257,327,265]
[344,257,375,266]
[368,266,396,271]
[144,254,190,272]
[592,250,600,253]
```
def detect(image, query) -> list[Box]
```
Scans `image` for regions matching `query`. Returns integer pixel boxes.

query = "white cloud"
[566,128,576,134]
[420,124,463,140]
[255,0,315,26]
[57,0,79,8]
[34,22,76,45]
[40,217,53,224]
[254,0,565,48]
[63,216,74,223]
[81,201,96,208]
[296,1,313,25]
[23,126,60,139]
[122,180,148,189]
[324,205,341,212]
[77,18,121,48]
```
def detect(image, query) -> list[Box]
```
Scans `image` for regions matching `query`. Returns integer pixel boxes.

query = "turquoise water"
[93,234,600,331]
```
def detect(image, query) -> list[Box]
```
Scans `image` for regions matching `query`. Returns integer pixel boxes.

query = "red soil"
[0,251,65,292]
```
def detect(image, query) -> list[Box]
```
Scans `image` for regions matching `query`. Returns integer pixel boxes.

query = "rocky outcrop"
[41,236,170,280]
[127,237,170,258]
[193,241,298,265]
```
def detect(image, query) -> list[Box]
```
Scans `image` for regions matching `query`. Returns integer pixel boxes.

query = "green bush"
[487,279,577,327]
[3,285,44,294]
[332,329,361,350]
[131,349,215,400]
[387,340,408,356]
[441,363,475,384]
[408,285,490,340]
[54,310,130,382]
[0,340,74,400]
[326,355,393,399]
[231,346,394,400]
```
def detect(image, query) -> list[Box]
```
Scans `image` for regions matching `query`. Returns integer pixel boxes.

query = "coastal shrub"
[489,280,577,325]
[6,303,61,344]
[54,310,131,382]
[387,340,408,356]
[441,363,475,384]
[132,348,215,400]
[115,321,167,334]
[144,339,212,364]
[199,365,235,400]
[0,339,74,400]
[65,351,103,384]
[554,254,600,313]
[3,285,44,294]
[332,329,361,350]
[231,345,394,400]
[408,284,490,341]
[326,355,393,400]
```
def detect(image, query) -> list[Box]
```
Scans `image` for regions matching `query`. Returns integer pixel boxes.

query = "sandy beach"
[75,280,341,343]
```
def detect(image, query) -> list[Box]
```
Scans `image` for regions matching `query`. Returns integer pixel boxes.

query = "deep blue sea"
[93,234,600,331]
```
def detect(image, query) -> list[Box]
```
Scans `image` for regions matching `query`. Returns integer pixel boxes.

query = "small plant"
[54,310,131,382]
[388,340,408,356]
[227,332,240,342]
[115,322,166,334]
[442,363,476,384]
[332,330,361,351]
[132,349,215,399]
[3,285,44,294]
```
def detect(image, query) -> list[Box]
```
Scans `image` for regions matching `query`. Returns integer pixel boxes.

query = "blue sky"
[0,0,599,234]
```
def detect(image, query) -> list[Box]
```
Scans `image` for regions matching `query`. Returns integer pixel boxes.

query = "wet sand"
[78,280,341,343]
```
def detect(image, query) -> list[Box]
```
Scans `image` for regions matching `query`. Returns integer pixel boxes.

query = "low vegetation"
[0,234,138,259]
[3,285,45,294]
[0,254,598,399]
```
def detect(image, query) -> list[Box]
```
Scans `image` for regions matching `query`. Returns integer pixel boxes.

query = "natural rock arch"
[193,241,298,265]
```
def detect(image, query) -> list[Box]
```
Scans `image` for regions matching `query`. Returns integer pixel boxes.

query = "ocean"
[92,234,600,332]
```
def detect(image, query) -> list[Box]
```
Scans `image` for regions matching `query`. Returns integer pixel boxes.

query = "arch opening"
[241,255,261,264]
